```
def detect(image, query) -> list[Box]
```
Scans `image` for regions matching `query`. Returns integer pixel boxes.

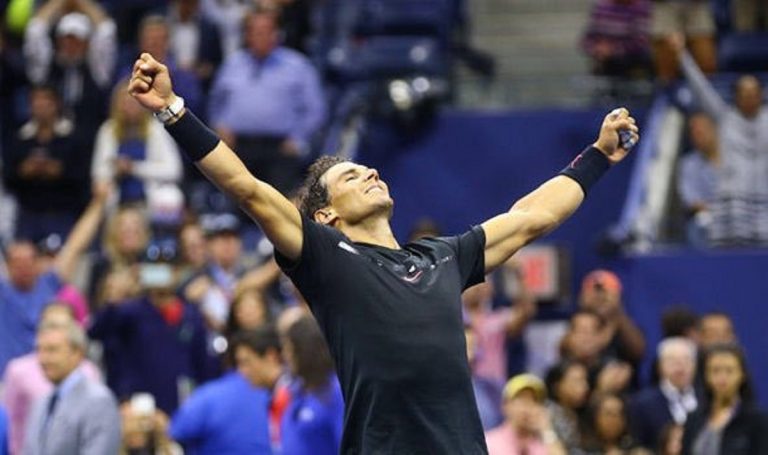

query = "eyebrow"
[336,166,364,182]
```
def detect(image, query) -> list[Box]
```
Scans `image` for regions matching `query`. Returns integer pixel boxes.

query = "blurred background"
[1,0,768,454]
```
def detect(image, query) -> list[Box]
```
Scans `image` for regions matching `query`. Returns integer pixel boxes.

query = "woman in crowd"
[546,359,590,451]
[681,343,768,454]
[91,78,182,207]
[578,393,644,454]
[280,314,344,455]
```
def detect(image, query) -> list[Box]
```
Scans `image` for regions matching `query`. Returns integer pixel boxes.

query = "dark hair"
[298,155,348,220]
[230,324,281,357]
[224,289,272,339]
[661,305,699,338]
[545,359,587,405]
[30,83,60,100]
[582,393,632,450]
[570,308,607,330]
[286,314,335,392]
[702,343,755,405]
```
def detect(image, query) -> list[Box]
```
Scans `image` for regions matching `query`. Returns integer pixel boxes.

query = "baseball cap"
[56,13,91,39]
[581,269,622,294]
[201,213,241,237]
[503,373,547,403]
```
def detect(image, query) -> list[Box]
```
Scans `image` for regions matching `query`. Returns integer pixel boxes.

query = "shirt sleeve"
[87,20,117,88]
[441,226,486,291]
[23,18,54,84]
[273,215,342,299]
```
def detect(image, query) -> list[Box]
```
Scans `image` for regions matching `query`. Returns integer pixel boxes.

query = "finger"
[129,79,150,94]
[132,73,152,85]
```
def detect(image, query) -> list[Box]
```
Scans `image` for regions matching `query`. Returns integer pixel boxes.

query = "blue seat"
[718,33,768,72]
[355,0,453,37]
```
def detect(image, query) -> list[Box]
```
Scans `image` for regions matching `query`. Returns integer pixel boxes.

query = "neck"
[713,394,738,410]
[702,146,720,164]
[339,216,399,249]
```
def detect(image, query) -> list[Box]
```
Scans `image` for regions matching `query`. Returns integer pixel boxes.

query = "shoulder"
[221,50,250,70]
[275,47,314,68]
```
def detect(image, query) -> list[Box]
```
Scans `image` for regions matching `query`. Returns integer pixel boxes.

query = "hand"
[281,139,302,158]
[91,180,113,202]
[128,53,177,113]
[596,361,633,394]
[184,275,212,302]
[667,32,685,55]
[19,156,44,178]
[115,156,134,178]
[215,127,236,149]
[39,158,63,180]
[593,107,639,164]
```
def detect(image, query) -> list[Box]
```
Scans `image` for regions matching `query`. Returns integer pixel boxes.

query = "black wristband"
[559,146,611,194]
[164,110,220,162]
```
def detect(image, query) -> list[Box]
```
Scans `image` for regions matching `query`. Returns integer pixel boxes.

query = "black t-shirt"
[276,216,489,454]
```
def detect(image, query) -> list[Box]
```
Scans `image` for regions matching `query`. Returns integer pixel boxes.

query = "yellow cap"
[502,373,547,402]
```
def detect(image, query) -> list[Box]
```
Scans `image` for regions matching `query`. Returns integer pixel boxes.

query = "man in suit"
[22,319,120,455]
[629,337,699,448]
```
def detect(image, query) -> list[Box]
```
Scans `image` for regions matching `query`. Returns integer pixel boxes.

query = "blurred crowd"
[581,0,768,248]
[0,0,766,454]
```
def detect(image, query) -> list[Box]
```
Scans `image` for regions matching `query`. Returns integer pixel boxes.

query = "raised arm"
[128,53,303,260]
[669,34,727,121]
[482,109,638,272]
[53,183,110,282]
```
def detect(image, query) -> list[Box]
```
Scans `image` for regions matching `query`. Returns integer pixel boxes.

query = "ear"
[313,207,338,226]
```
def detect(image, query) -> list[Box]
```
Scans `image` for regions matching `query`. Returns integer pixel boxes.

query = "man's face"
[659,343,696,390]
[568,314,604,361]
[37,329,82,384]
[688,114,717,154]
[56,35,88,62]
[180,225,207,268]
[30,89,59,124]
[7,243,40,291]
[208,233,242,270]
[236,345,279,388]
[699,315,735,348]
[580,285,620,318]
[244,14,279,59]
[317,162,393,225]
[735,76,763,119]
[139,23,169,59]
[504,389,541,434]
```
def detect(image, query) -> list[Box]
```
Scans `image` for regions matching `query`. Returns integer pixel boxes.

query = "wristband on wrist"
[558,146,611,195]
[164,110,220,162]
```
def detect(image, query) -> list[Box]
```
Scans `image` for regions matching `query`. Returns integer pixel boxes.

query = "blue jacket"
[281,375,344,455]
[170,372,272,455]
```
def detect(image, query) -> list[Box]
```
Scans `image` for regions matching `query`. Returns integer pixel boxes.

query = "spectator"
[183,213,245,332]
[119,396,180,455]
[23,320,121,455]
[127,15,203,116]
[208,9,326,194]
[682,343,768,454]
[23,0,116,132]
[167,0,223,89]
[697,312,736,349]
[281,314,344,455]
[484,374,567,455]
[89,250,214,414]
[671,34,768,246]
[170,327,278,454]
[224,289,272,340]
[652,1,716,82]
[2,85,90,240]
[35,236,89,326]
[2,304,101,455]
[677,112,719,247]
[464,324,503,431]
[578,393,644,454]
[582,0,652,78]
[630,337,699,449]
[561,309,633,395]
[0,186,108,375]
[579,269,646,367]
[87,205,150,304]
[545,360,590,451]
[177,222,208,284]
[91,78,182,209]
[462,270,536,387]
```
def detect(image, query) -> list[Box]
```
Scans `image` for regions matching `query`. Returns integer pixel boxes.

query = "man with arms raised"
[128,52,638,453]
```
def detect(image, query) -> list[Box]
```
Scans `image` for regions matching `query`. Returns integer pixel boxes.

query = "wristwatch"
[154,96,185,123]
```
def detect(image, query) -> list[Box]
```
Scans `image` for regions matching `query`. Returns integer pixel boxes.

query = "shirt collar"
[55,364,84,399]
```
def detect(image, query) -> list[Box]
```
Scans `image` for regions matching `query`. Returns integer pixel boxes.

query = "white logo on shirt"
[337,241,359,255]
